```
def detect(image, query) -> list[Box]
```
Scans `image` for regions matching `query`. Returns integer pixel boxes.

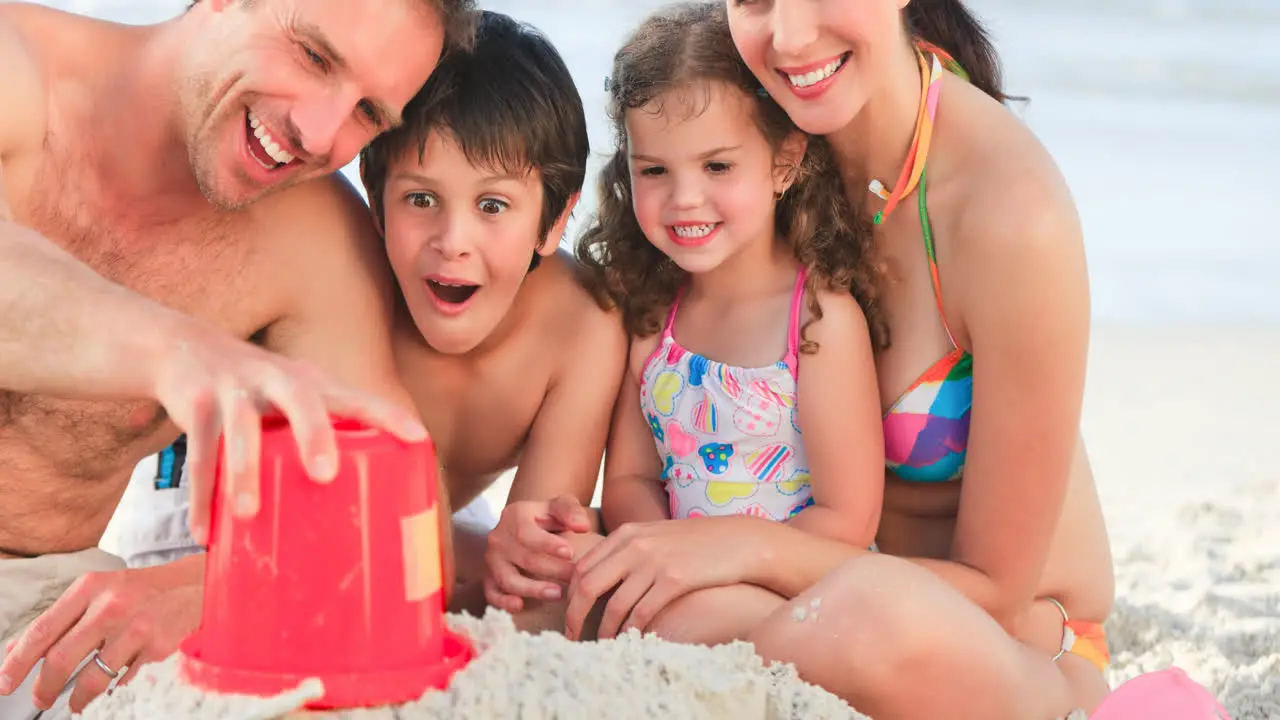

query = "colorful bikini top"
[639,270,815,521]
[874,42,974,484]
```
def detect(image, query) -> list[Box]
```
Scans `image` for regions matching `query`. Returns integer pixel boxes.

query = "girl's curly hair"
[575,1,887,352]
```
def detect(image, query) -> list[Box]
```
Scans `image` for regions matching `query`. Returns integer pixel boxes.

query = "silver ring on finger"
[91,650,121,680]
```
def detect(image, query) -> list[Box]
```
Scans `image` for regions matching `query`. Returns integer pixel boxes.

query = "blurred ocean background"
[31,0,1280,327]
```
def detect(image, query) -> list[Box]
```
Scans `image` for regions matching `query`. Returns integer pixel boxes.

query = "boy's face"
[379,130,566,355]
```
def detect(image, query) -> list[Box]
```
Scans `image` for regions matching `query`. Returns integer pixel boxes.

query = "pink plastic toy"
[179,416,473,709]
[1090,668,1230,719]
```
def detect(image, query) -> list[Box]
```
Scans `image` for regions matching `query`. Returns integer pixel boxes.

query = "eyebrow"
[389,170,529,185]
[295,20,403,128]
[630,144,742,164]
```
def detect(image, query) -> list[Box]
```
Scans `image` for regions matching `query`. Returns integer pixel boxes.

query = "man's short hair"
[186,0,478,54]
[360,11,589,270]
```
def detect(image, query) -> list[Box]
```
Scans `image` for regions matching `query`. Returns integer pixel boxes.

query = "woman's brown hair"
[576,1,886,351]
[905,0,1007,103]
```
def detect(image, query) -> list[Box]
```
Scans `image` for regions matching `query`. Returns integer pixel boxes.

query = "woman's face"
[726,0,907,135]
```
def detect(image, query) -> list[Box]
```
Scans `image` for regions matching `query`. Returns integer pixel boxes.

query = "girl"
[564,0,886,646]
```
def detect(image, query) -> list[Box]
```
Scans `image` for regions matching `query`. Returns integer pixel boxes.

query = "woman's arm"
[787,288,884,548]
[924,160,1091,633]
[600,336,671,532]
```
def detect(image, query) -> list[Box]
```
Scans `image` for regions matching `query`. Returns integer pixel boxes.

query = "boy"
[110,9,625,618]
[359,9,625,613]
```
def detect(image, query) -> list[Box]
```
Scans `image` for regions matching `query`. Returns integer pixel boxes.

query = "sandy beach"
[469,327,1280,719]
[31,0,1277,716]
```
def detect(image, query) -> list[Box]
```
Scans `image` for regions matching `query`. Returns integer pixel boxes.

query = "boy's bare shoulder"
[529,248,623,332]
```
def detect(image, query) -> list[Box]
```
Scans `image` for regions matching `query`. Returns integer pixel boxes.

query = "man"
[0,0,473,716]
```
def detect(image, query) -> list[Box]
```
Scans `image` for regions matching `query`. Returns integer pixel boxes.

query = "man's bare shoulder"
[251,173,379,247]
[0,8,48,160]
[248,174,395,319]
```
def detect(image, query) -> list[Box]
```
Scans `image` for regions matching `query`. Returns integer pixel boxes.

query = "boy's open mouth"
[427,280,480,305]
[246,109,298,171]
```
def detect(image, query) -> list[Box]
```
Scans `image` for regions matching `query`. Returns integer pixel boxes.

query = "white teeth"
[247,110,296,166]
[673,224,715,238]
[787,56,845,89]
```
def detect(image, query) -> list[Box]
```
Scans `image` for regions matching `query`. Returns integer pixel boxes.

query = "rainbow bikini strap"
[868,43,967,226]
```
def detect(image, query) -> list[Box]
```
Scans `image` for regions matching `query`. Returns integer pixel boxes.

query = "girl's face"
[626,81,797,276]
[726,0,907,136]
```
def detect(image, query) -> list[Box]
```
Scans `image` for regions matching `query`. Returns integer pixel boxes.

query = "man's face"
[377,130,568,355]
[180,0,445,209]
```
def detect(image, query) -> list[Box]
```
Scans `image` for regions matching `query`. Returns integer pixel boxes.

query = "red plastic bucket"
[179,416,473,709]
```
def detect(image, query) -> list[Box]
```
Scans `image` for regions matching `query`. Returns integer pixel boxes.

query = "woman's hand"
[564,517,762,640]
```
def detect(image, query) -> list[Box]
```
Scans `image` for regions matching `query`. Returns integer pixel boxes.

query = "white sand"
[1084,328,1280,719]
[78,611,864,720]
[85,328,1280,718]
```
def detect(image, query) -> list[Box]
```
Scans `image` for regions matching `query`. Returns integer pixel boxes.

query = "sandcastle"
[80,610,866,719]
[79,418,864,719]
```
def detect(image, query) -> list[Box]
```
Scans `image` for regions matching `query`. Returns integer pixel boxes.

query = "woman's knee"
[748,554,1071,719]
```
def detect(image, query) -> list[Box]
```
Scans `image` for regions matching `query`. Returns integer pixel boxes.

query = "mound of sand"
[78,611,865,720]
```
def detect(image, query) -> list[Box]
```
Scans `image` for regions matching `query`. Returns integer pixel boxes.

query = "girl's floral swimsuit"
[639,270,813,521]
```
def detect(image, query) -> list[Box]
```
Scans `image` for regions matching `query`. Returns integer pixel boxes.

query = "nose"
[670,171,705,211]
[428,209,473,261]
[770,0,819,57]
[289,87,358,161]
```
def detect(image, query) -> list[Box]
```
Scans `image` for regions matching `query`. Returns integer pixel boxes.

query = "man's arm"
[256,175,417,412]
[0,21,188,400]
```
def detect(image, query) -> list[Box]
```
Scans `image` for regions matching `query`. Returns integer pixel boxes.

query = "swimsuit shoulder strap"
[783,268,808,379]
[917,170,959,349]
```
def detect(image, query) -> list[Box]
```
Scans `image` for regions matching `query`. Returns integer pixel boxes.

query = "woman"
[489,1,1113,717]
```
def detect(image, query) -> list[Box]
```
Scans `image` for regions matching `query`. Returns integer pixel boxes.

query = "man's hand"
[483,495,594,613]
[0,561,204,713]
[152,321,428,545]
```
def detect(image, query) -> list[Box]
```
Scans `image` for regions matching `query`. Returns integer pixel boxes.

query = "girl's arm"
[600,335,671,533]
[786,288,884,549]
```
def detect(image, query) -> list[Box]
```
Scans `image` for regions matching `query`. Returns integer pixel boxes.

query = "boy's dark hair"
[188,0,477,53]
[360,10,589,272]
[575,1,886,350]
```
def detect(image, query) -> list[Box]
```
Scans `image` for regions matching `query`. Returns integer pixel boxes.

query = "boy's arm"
[599,336,671,533]
[503,286,629,520]
[787,288,884,548]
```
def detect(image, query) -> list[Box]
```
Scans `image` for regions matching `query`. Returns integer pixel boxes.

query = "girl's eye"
[639,166,666,177]
[479,198,508,215]
[706,161,732,174]
[406,192,436,209]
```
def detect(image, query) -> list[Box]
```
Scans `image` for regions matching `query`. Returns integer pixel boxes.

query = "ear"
[774,132,809,196]
[358,163,386,237]
[537,191,581,257]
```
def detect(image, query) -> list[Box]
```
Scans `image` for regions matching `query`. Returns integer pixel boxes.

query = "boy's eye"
[406,192,436,209]
[705,161,732,174]
[639,166,666,177]
[478,198,508,215]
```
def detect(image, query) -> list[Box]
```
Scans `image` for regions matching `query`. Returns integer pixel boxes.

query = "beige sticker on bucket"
[401,505,442,602]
